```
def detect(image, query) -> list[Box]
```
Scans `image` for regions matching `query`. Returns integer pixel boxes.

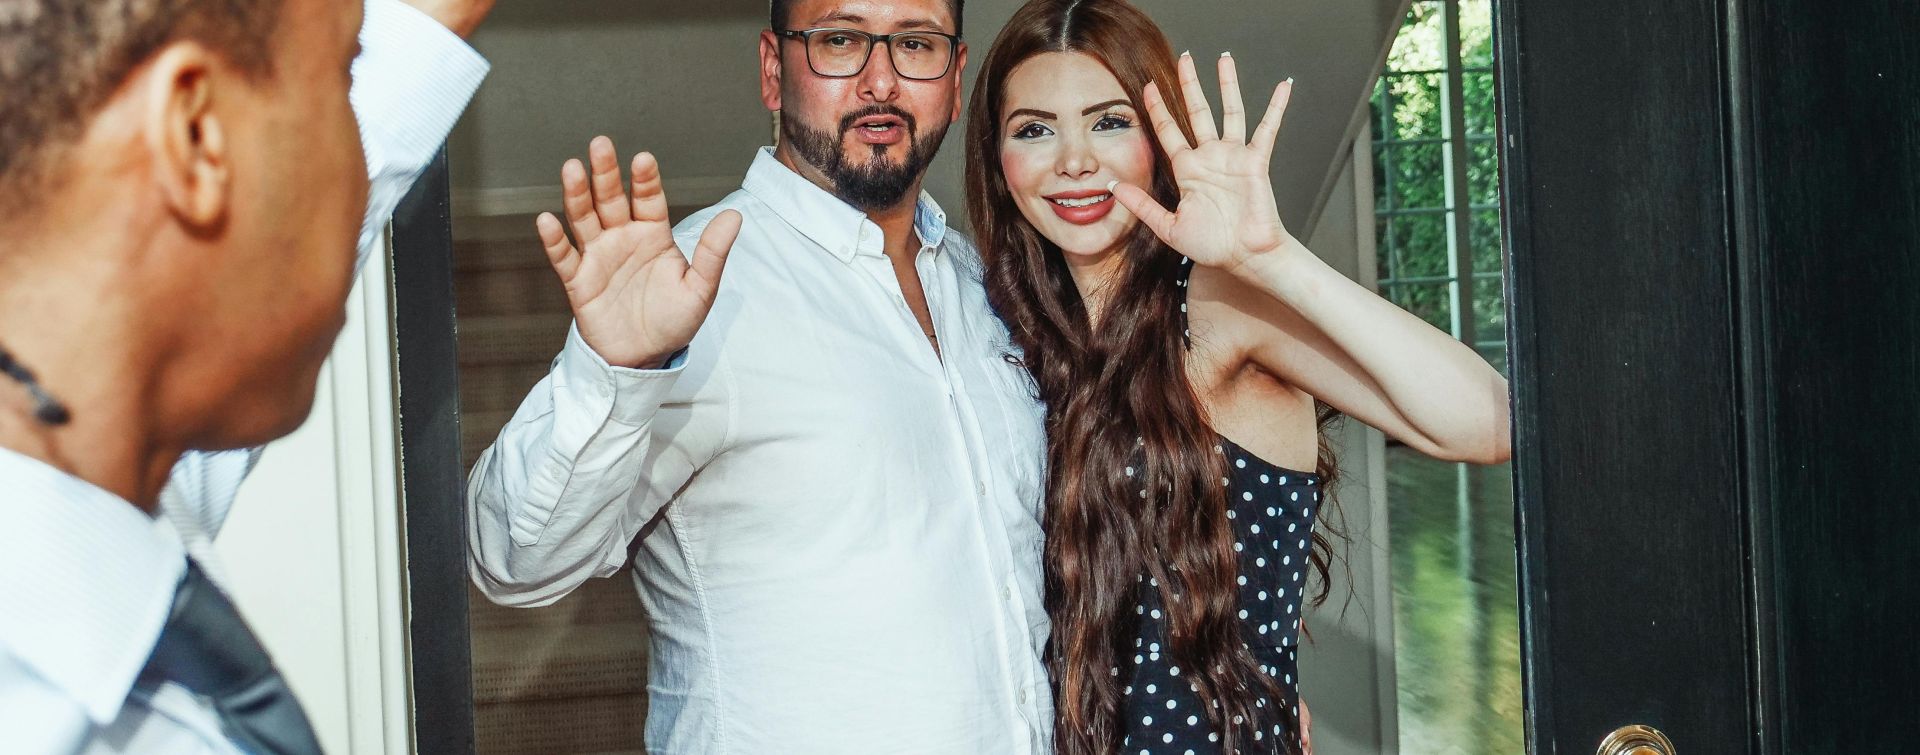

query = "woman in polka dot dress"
[966,1,1511,753]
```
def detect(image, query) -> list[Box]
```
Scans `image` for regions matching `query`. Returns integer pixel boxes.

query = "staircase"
[454,212,650,755]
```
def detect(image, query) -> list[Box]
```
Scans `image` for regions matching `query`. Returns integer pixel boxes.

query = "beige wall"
[450,0,1403,236]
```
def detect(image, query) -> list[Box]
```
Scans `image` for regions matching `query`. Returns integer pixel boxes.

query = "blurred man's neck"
[0,225,179,512]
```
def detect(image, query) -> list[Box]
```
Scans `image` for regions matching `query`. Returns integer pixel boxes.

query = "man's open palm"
[536,136,742,368]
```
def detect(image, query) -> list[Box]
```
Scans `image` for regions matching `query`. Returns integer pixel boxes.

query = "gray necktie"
[139,560,323,755]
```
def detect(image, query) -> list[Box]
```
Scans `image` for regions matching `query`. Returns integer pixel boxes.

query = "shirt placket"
[915,247,1048,750]
[847,222,1042,752]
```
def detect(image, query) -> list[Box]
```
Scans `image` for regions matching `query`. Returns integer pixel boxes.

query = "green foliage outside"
[1372,0,1506,373]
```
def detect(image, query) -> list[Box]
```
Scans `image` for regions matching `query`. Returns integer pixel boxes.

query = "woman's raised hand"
[535,136,742,369]
[1108,52,1296,274]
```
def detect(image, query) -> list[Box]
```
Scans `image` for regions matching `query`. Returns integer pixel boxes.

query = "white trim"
[1352,120,1401,755]
[453,175,743,219]
[213,232,412,754]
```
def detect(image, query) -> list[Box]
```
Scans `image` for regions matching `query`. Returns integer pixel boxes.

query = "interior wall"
[216,240,412,755]
[1296,145,1400,755]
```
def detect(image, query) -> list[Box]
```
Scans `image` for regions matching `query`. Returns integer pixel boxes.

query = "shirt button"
[1003,583,1015,601]
[977,481,988,497]
[1016,688,1029,705]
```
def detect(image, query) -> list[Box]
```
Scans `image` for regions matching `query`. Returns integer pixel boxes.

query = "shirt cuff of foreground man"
[354,0,491,163]
[555,323,689,427]
[350,0,491,269]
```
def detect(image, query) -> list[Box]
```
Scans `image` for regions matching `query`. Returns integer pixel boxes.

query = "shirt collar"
[0,447,186,725]
[739,146,951,262]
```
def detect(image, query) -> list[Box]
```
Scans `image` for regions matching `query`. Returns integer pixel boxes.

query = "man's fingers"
[1218,52,1248,143]
[630,152,671,224]
[687,209,743,293]
[1143,83,1192,158]
[1177,51,1218,142]
[560,158,602,242]
[1109,180,1176,245]
[1250,79,1295,158]
[535,212,581,281]
[588,136,631,229]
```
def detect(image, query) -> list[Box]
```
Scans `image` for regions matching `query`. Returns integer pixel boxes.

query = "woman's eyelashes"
[1008,112,1137,142]
[1091,113,1134,132]
[1012,121,1055,140]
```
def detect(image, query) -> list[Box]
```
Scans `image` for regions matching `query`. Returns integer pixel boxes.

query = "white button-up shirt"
[0,3,487,752]
[468,148,1053,754]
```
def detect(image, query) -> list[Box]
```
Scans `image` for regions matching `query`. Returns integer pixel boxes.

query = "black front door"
[1498,0,1920,751]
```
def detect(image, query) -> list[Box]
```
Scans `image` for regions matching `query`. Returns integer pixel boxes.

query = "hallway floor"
[1386,446,1525,753]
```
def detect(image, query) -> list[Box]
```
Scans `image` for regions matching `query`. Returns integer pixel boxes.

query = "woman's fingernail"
[1222,51,1233,58]
[1106,179,1119,193]
[1182,50,1191,58]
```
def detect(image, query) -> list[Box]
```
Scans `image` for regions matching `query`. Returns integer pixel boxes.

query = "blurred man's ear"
[142,43,233,231]
[760,30,784,113]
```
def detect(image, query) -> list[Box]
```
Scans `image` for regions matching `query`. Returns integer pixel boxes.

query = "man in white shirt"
[0,0,490,752]
[467,0,1054,752]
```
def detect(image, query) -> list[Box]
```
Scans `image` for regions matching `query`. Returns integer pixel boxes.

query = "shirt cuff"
[351,0,491,164]
[554,323,687,427]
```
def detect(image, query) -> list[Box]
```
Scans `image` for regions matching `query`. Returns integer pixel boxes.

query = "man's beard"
[783,105,949,212]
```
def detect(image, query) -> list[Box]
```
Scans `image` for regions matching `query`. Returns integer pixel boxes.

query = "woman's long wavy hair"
[965,1,1341,753]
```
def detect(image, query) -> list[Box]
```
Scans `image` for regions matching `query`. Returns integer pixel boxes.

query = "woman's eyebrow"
[1082,99,1131,115]
[1006,108,1057,125]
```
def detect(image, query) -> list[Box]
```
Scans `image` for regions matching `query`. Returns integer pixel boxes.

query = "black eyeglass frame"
[776,27,962,81]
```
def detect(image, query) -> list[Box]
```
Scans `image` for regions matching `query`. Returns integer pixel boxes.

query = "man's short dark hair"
[0,0,285,204]
[771,0,964,37]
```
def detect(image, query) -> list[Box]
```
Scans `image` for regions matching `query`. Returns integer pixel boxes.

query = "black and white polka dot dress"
[1115,439,1320,755]
[1115,258,1321,754]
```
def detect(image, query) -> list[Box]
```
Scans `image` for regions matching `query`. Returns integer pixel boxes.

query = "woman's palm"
[1110,53,1297,273]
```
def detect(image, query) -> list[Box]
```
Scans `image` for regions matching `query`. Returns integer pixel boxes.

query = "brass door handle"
[1598,725,1675,755]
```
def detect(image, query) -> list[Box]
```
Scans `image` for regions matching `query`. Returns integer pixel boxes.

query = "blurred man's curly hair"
[0,0,284,202]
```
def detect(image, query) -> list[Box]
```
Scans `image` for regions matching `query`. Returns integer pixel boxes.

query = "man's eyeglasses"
[776,28,960,81]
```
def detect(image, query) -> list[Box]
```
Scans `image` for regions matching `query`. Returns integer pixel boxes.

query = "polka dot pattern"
[1117,436,1320,754]
[1114,256,1319,754]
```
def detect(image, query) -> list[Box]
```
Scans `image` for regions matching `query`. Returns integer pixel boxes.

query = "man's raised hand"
[536,136,743,369]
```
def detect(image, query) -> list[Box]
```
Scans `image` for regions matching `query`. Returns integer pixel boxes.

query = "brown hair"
[0,0,284,206]
[964,1,1338,752]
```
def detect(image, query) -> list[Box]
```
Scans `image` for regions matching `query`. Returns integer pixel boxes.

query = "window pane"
[1467,139,1499,206]
[1463,72,1497,138]
[1383,72,1446,142]
[1460,0,1495,70]
[1388,141,1449,211]
[1477,343,1509,376]
[1373,120,1393,210]
[1472,273,1507,347]
[1376,215,1395,283]
[1471,208,1502,275]
[1387,281,1454,333]
[1388,2,1448,70]
[1388,212,1453,281]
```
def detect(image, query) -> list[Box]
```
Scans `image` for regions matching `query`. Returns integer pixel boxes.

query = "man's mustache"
[839,105,918,136]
